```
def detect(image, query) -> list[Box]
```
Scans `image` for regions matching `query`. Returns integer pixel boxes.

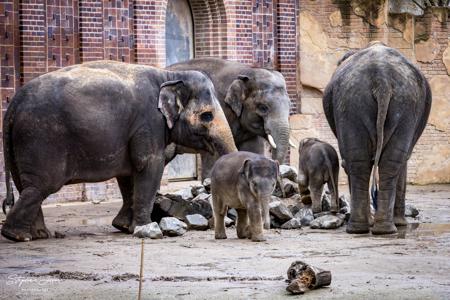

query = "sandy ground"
[0,184,449,300]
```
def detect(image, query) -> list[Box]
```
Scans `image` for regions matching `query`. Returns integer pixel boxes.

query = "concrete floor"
[0,184,449,299]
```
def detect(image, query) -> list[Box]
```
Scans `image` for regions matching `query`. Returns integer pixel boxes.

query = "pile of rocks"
[268,193,349,230]
[134,164,420,238]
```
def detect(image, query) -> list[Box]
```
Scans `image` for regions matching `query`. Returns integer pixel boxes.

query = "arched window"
[165,0,194,66]
[165,0,197,180]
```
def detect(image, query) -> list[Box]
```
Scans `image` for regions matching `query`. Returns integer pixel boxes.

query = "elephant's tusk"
[267,134,277,149]
[289,138,297,148]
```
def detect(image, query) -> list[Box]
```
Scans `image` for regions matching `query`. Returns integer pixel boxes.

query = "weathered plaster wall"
[291,0,450,185]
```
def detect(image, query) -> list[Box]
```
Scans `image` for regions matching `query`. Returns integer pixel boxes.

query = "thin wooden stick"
[138,238,144,300]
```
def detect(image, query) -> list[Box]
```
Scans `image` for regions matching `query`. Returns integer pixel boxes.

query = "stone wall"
[290,0,450,185]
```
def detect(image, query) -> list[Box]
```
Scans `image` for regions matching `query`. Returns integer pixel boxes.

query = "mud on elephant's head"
[158,71,237,156]
[224,69,292,163]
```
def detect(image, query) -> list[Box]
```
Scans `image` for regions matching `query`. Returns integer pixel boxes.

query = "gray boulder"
[313,211,333,218]
[270,215,282,229]
[193,192,211,202]
[322,193,331,211]
[208,216,234,229]
[191,184,207,197]
[294,207,314,226]
[152,193,213,222]
[133,222,163,239]
[279,165,298,182]
[159,217,187,236]
[166,188,193,201]
[310,214,345,229]
[151,195,173,222]
[227,208,238,221]
[289,204,301,216]
[185,214,209,231]
[202,178,211,193]
[339,206,351,221]
[225,216,234,227]
[405,203,419,218]
[269,199,294,223]
[282,178,299,198]
[339,195,350,208]
[281,218,302,229]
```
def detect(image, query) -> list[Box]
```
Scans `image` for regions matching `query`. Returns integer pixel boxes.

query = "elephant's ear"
[239,158,252,180]
[158,80,188,129]
[224,75,249,117]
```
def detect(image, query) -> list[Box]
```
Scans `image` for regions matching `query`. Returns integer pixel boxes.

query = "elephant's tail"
[2,98,17,215]
[371,77,392,211]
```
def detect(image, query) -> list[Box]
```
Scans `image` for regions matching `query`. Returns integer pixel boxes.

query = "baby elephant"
[211,151,278,242]
[298,138,339,213]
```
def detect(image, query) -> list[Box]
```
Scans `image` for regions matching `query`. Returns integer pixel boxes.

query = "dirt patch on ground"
[0,184,449,299]
[27,270,101,281]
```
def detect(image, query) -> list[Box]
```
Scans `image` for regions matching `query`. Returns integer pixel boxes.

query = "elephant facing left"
[1,60,237,242]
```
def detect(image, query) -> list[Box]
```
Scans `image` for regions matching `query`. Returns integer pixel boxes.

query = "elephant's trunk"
[209,108,238,156]
[265,119,290,164]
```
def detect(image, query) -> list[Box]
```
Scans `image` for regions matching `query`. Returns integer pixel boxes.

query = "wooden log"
[286,261,332,294]
[286,278,308,295]
[304,266,332,289]
[287,260,309,281]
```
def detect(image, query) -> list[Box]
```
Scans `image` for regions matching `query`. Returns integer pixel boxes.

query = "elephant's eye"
[257,104,269,114]
[200,111,214,122]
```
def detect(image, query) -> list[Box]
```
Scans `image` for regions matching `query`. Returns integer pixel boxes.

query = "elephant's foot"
[346,221,370,234]
[251,233,266,242]
[300,195,312,205]
[1,224,32,242]
[312,204,322,214]
[215,232,227,240]
[372,221,397,235]
[394,216,408,227]
[112,213,133,233]
[237,225,250,239]
[30,223,51,240]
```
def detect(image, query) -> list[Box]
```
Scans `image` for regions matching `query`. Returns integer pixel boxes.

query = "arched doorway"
[165,0,194,66]
[165,0,197,180]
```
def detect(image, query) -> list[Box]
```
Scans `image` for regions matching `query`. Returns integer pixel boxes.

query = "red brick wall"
[0,0,299,203]
[79,0,103,61]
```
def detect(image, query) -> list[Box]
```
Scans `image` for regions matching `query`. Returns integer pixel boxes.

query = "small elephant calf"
[210,151,278,242]
[298,138,340,213]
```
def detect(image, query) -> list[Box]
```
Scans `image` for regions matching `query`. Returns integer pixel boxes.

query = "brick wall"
[0,0,299,203]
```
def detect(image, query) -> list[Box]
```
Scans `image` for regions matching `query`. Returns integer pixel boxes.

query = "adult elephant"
[1,60,237,242]
[166,58,293,179]
[323,42,431,235]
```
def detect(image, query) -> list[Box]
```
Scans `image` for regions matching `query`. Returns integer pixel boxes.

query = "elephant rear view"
[323,42,431,235]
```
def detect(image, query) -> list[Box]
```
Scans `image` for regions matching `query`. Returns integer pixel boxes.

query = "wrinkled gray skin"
[211,151,278,242]
[323,42,432,235]
[1,61,237,242]
[166,58,291,179]
[297,138,339,214]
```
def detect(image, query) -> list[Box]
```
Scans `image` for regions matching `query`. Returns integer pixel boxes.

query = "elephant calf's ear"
[239,158,252,180]
[224,75,249,117]
[158,80,186,129]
